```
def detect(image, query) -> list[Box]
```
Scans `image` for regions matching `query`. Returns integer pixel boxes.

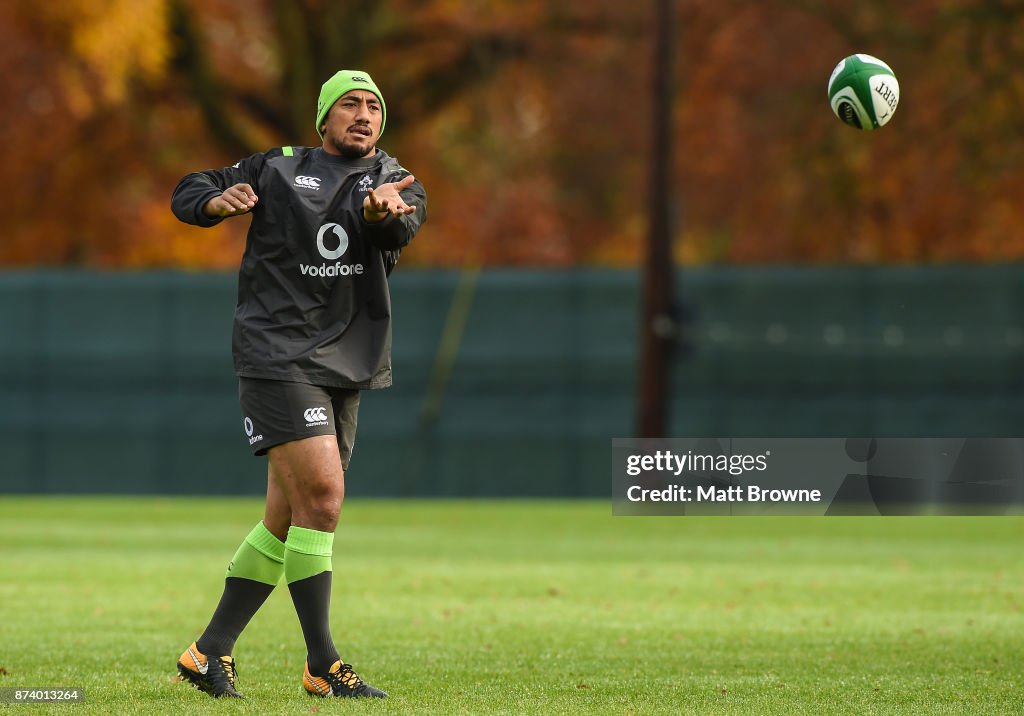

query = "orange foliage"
[3,0,1024,267]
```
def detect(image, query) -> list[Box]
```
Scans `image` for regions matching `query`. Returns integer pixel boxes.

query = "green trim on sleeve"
[282,146,294,156]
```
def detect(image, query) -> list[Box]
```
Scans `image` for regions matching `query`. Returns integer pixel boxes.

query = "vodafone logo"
[243,416,263,446]
[301,223,364,278]
[304,407,329,427]
[317,223,349,260]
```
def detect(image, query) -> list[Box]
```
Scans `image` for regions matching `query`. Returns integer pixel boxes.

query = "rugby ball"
[828,54,899,130]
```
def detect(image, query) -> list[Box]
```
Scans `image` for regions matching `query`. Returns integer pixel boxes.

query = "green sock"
[196,521,285,657]
[285,526,339,673]
[227,521,286,585]
[284,525,334,582]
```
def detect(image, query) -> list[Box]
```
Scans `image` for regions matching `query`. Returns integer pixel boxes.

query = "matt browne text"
[627,485,822,503]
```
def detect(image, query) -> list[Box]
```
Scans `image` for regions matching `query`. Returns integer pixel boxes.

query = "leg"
[272,436,345,675]
[268,435,345,531]
[180,463,288,699]
[188,397,298,665]
[264,461,292,542]
[179,378,331,698]
[191,478,287,659]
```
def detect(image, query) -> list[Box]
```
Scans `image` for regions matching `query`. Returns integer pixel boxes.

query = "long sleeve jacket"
[171,146,427,389]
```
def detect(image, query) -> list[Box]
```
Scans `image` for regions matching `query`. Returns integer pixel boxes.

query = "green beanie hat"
[316,70,386,139]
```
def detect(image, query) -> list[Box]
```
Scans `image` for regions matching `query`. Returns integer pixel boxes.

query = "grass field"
[0,497,1021,715]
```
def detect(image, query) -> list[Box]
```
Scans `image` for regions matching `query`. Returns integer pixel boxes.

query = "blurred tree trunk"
[168,0,254,157]
[637,0,675,438]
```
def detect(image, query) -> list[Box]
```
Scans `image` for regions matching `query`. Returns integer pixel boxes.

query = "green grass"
[0,498,1022,715]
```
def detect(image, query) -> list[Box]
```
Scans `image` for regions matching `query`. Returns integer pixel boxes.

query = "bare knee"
[291,477,344,531]
[268,436,346,533]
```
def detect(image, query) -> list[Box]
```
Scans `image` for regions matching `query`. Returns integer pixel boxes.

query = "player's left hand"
[363,175,417,222]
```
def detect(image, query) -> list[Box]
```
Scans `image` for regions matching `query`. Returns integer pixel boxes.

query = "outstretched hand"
[363,175,417,223]
[203,183,258,218]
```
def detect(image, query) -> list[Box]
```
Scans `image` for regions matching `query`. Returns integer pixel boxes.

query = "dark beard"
[330,134,374,159]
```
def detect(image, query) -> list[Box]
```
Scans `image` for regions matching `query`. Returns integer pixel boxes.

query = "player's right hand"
[203,183,258,218]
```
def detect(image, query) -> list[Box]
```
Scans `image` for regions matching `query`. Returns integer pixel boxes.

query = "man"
[170,70,426,699]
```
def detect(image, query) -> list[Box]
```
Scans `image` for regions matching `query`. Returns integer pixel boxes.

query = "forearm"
[170,153,263,227]
[171,173,228,227]
[362,178,427,249]
[361,209,423,251]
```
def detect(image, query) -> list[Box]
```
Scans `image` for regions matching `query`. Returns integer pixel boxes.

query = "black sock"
[196,577,276,657]
[288,571,341,674]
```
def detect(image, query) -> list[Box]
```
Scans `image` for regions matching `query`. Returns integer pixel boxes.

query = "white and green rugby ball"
[828,54,899,130]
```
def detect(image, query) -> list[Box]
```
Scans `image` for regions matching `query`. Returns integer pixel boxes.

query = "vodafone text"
[299,262,364,277]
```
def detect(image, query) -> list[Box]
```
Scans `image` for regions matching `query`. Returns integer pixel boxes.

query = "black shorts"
[238,377,361,469]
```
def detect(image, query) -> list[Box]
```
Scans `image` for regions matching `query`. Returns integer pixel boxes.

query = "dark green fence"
[2,267,1022,495]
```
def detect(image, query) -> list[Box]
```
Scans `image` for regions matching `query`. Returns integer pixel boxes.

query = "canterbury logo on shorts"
[304,407,328,426]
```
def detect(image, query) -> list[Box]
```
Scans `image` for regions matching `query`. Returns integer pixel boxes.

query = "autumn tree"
[3,0,1024,267]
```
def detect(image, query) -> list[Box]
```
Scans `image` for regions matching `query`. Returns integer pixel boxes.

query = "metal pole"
[637,0,675,438]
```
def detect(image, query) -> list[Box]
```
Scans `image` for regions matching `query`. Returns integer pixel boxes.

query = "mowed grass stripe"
[0,497,1020,715]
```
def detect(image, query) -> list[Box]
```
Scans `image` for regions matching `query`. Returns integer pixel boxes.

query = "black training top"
[171,146,427,389]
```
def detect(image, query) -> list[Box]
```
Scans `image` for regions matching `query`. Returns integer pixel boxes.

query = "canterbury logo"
[304,407,327,423]
[294,175,321,189]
